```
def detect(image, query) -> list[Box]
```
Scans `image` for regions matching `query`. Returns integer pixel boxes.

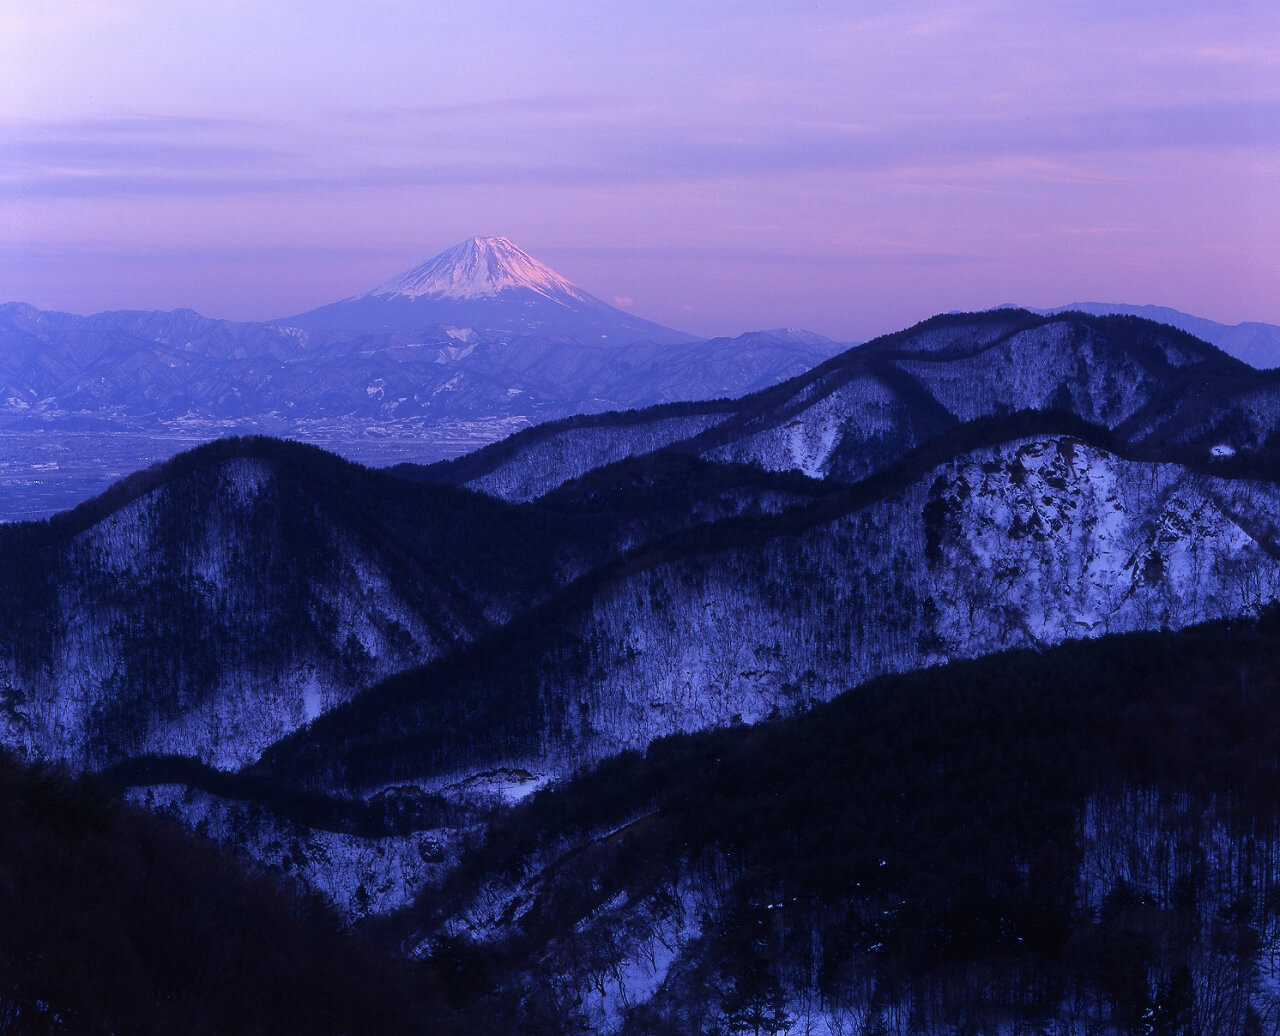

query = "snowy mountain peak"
[280,235,694,340]
[363,236,594,307]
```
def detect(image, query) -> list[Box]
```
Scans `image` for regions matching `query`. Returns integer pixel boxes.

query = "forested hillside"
[399,614,1280,1033]
[0,750,441,1033]
[8,309,1280,1032]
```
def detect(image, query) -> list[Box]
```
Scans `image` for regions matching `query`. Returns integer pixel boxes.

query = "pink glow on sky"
[2,0,1278,341]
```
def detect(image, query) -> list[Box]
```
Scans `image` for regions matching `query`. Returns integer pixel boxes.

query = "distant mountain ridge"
[0,299,841,436]
[419,307,1273,502]
[1013,301,1280,369]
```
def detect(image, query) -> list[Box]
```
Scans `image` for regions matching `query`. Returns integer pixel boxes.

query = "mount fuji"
[277,235,696,344]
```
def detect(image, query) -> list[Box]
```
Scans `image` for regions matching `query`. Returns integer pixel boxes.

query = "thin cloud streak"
[5,98,1277,202]
[542,245,989,268]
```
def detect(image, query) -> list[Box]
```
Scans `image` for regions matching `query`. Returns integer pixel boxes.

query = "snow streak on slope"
[459,411,735,502]
[702,372,910,480]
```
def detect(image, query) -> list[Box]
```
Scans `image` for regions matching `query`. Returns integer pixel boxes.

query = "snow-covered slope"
[419,402,740,502]
[700,310,1250,481]
[432,309,1265,502]
[126,782,454,919]
[260,418,1280,795]
[0,438,613,769]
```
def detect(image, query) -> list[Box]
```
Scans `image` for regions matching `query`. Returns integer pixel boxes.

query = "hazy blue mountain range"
[1019,300,1280,369]
[0,299,837,435]
[0,237,846,519]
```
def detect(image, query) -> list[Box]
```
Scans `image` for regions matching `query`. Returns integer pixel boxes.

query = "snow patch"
[365,236,594,308]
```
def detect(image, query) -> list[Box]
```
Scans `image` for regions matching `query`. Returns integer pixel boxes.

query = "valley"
[0,421,516,522]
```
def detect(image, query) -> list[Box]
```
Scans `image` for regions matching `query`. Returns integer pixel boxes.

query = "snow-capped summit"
[364,236,594,307]
[277,236,695,344]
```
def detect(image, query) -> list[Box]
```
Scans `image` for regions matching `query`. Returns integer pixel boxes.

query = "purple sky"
[2,1,1278,341]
